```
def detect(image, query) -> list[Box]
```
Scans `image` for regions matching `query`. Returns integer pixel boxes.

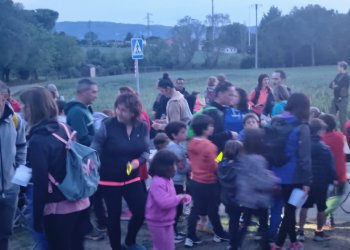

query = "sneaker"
[184,237,202,248]
[213,231,230,243]
[85,228,104,241]
[174,234,185,243]
[296,230,305,242]
[289,242,304,250]
[120,210,132,221]
[313,231,331,242]
[270,244,286,250]
[122,243,146,250]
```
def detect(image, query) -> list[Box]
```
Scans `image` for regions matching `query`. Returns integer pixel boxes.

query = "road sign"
[131,38,144,59]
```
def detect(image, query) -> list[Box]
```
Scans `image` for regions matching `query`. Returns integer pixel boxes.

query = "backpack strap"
[52,122,77,149]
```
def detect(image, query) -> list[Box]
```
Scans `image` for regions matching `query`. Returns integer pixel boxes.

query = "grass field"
[13,65,336,114]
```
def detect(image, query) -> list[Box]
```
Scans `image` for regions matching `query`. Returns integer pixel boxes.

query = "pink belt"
[99,177,141,187]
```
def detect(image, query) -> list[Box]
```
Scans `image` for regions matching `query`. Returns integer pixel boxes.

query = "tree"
[171,16,204,68]
[260,6,282,28]
[84,31,98,45]
[53,33,83,78]
[32,9,59,31]
[124,32,133,41]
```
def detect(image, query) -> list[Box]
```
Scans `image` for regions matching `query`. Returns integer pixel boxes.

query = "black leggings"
[276,184,302,247]
[226,205,269,250]
[100,181,146,250]
[187,180,224,239]
[44,208,89,250]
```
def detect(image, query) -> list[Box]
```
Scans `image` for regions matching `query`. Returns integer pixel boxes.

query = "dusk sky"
[18,0,349,26]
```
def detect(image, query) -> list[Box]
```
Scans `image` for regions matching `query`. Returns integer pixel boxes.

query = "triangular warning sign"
[133,40,142,54]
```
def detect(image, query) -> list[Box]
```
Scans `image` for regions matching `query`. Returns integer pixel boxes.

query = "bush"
[240,56,255,69]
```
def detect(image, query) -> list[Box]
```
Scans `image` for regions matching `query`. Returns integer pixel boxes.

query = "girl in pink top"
[146,150,191,250]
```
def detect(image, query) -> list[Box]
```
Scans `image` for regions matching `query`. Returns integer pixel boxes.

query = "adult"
[65,79,98,146]
[91,93,149,250]
[47,83,64,101]
[154,73,192,127]
[64,79,104,239]
[22,87,89,250]
[271,70,286,87]
[271,93,311,250]
[0,81,26,250]
[204,76,218,105]
[329,61,350,129]
[119,86,151,132]
[118,86,150,189]
[175,77,196,113]
[152,79,169,120]
[249,74,274,116]
[202,81,237,152]
[225,87,249,133]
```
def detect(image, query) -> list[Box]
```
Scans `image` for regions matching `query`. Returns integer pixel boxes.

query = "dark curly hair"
[114,93,142,122]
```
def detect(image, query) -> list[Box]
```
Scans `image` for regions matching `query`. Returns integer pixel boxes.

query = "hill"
[55,21,172,40]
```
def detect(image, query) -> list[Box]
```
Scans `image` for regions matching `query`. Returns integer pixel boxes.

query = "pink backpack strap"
[52,122,77,149]
[48,174,59,193]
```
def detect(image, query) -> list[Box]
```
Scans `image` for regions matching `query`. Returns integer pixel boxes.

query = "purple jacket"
[145,176,182,227]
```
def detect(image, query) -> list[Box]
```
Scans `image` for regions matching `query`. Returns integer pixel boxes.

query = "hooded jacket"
[203,101,232,152]
[166,90,192,124]
[64,101,94,146]
[0,103,26,195]
[271,112,312,186]
[27,120,69,230]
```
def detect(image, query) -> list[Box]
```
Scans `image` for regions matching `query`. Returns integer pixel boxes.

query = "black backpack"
[264,117,300,167]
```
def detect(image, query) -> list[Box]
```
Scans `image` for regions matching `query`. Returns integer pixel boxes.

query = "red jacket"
[322,131,347,182]
[343,121,350,148]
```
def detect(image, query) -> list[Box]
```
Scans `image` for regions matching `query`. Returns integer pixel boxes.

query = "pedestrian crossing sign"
[131,38,144,59]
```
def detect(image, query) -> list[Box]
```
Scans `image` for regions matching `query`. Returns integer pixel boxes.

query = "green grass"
[15,66,336,113]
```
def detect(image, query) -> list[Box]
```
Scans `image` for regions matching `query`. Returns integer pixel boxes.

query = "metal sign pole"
[135,59,140,94]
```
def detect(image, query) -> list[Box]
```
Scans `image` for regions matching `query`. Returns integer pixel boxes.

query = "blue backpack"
[224,108,245,133]
[49,122,100,201]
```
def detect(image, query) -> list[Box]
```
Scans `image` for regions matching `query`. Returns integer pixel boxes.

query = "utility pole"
[254,4,261,69]
[248,6,251,47]
[145,12,153,38]
[211,0,215,41]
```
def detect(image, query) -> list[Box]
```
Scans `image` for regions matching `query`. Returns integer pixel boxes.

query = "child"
[237,113,260,141]
[271,85,290,116]
[146,150,191,250]
[226,129,277,250]
[297,118,337,242]
[204,76,218,105]
[164,121,191,243]
[184,114,229,248]
[319,114,347,228]
[153,132,170,151]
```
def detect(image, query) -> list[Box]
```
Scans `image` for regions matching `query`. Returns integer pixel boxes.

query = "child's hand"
[181,194,192,204]
[231,131,238,139]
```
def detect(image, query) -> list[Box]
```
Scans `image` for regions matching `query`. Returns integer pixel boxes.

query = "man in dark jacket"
[65,79,105,240]
[329,61,350,129]
[175,77,195,113]
[0,81,26,250]
[298,118,337,242]
[65,79,98,146]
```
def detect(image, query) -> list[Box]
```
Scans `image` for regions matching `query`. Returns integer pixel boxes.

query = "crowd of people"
[0,61,349,250]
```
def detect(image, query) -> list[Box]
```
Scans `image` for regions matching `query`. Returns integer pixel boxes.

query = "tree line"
[1,0,349,82]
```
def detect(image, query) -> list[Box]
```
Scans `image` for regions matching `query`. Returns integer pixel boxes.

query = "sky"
[17,0,349,26]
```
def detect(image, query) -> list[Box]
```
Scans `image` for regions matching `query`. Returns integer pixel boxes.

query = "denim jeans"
[0,184,19,250]
[25,185,49,250]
